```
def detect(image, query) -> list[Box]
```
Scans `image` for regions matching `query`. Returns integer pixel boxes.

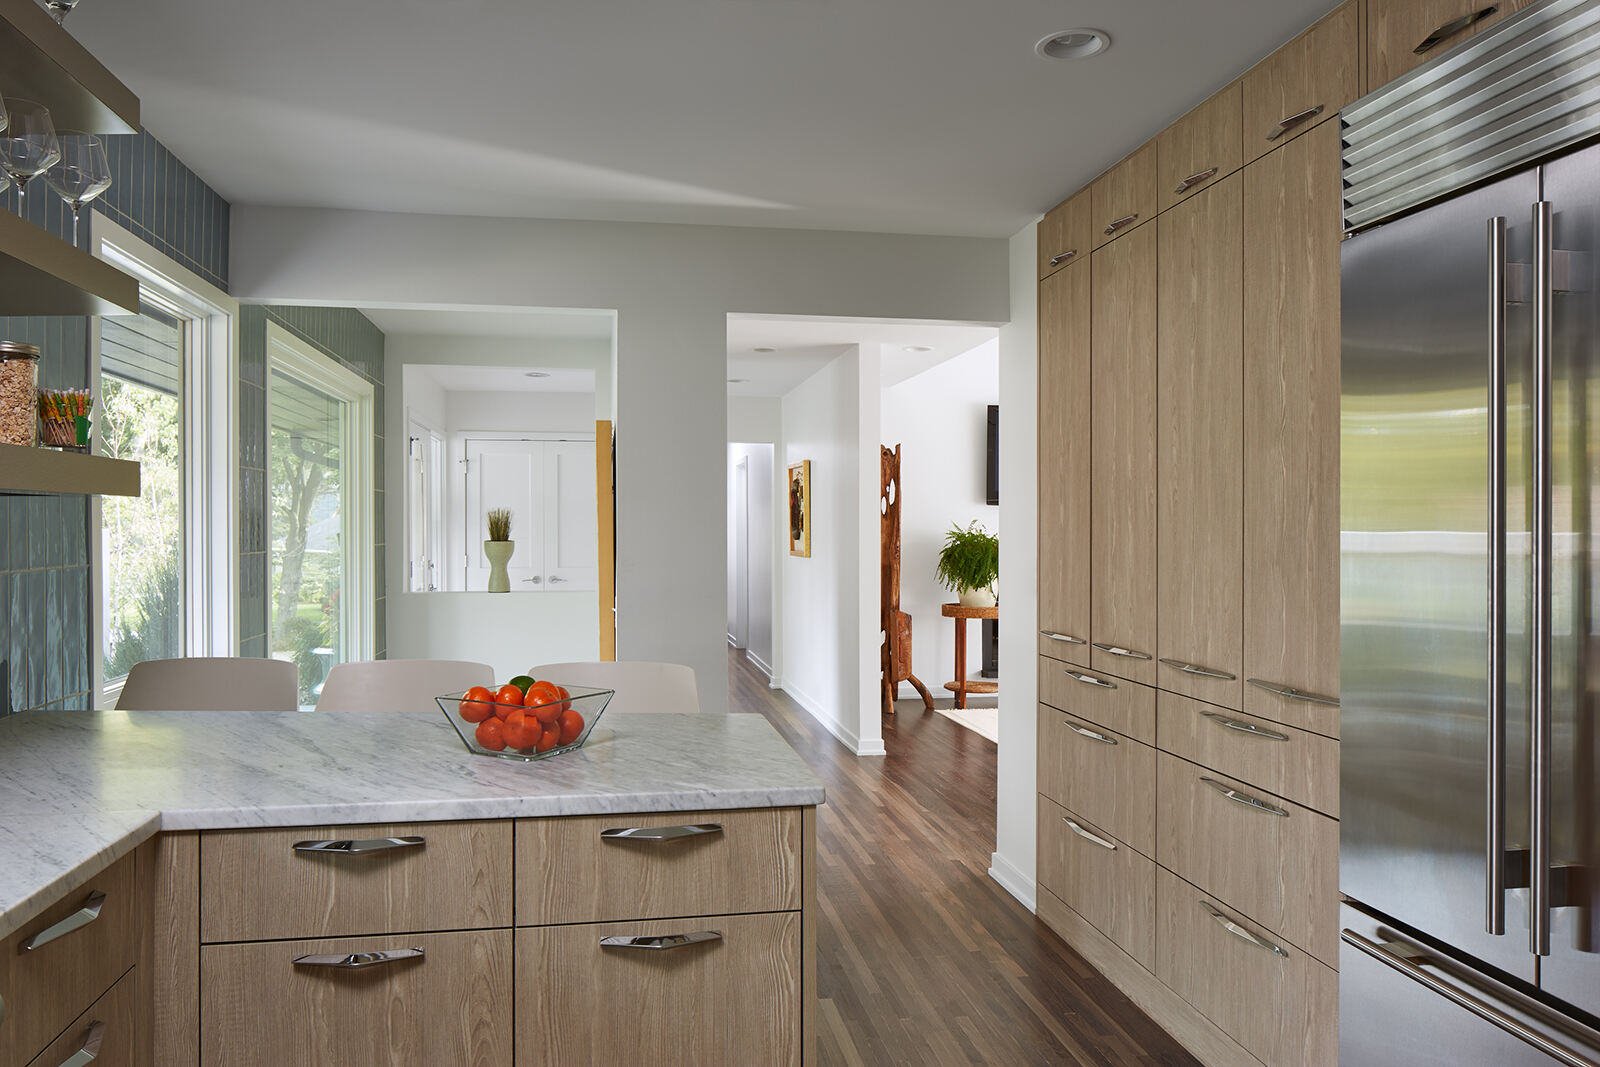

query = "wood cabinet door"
[1243,119,1342,738]
[1157,82,1242,213]
[1367,0,1536,90]
[1241,1,1358,163]
[1038,258,1093,666]
[1037,189,1092,281]
[1157,173,1244,710]
[24,967,138,1067]
[1090,223,1158,684]
[1090,142,1157,250]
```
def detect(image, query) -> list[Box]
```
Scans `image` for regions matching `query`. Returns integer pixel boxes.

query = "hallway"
[728,651,1196,1065]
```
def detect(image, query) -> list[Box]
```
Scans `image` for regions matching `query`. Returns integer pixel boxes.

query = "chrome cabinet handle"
[1246,677,1339,707]
[549,576,568,584]
[1203,902,1288,959]
[1048,249,1078,268]
[1414,5,1498,54]
[1159,657,1236,680]
[600,824,724,843]
[1488,215,1509,936]
[21,891,106,952]
[293,836,425,856]
[1200,711,1289,742]
[1102,213,1139,236]
[1265,104,1324,142]
[1063,817,1117,851]
[294,947,425,970]
[1040,629,1087,645]
[1064,669,1116,690]
[1173,166,1219,194]
[1200,776,1288,817]
[57,1020,106,1067]
[522,576,542,583]
[1061,716,1117,745]
[1093,642,1151,661]
[1532,199,1553,957]
[600,931,722,951]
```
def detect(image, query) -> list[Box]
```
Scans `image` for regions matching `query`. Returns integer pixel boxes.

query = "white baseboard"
[989,851,1036,913]
[782,682,883,757]
[746,650,775,680]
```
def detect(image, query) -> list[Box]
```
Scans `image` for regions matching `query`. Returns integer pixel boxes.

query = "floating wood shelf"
[0,207,139,315]
[0,442,140,496]
[0,0,137,134]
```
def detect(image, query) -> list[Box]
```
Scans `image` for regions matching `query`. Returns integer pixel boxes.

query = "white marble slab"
[0,709,823,939]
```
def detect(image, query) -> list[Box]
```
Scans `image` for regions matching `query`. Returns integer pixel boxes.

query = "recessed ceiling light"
[523,371,551,378]
[903,345,934,353]
[727,377,749,384]
[1035,28,1111,60]
[753,347,776,353]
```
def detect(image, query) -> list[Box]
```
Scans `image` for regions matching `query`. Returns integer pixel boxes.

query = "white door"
[406,422,444,591]
[543,440,599,592]
[464,438,545,591]
[731,457,750,648]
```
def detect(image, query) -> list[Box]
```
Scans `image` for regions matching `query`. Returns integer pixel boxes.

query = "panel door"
[1038,258,1093,666]
[1367,0,1537,91]
[543,440,599,592]
[465,438,545,590]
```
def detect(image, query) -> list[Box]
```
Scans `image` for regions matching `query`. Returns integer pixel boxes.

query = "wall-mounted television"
[986,404,999,506]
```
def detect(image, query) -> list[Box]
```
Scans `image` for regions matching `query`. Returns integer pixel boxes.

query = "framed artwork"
[788,459,811,557]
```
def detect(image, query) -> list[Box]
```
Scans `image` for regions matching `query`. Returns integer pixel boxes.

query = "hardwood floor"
[727,650,1198,1066]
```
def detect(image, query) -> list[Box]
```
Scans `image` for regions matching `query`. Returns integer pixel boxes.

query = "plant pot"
[484,540,515,592]
[958,584,997,609]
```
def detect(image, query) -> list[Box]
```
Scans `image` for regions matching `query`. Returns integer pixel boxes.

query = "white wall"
[727,443,775,677]
[385,592,599,681]
[881,338,1000,690]
[390,334,614,422]
[444,390,595,434]
[232,207,1007,713]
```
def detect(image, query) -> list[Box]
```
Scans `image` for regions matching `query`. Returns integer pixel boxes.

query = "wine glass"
[0,100,59,216]
[45,132,111,246]
[45,0,80,25]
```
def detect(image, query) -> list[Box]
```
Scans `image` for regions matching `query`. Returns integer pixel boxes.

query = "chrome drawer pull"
[1246,677,1339,707]
[1265,104,1324,142]
[600,931,722,952]
[600,824,724,843]
[293,836,425,856]
[293,948,425,970]
[1415,6,1497,54]
[1173,166,1219,194]
[1064,669,1117,690]
[1093,642,1151,661]
[1200,776,1289,817]
[1202,902,1288,959]
[1102,213,1139,236]
[1159,658,1237,680]
[1063,817,1117,851]
[1061,716,1118,745]
[57,1020,106,1067]
[1040,629,1087,645]
[1200,711,1289,742]
[1048,249,1078,268]
[21,891,106,952]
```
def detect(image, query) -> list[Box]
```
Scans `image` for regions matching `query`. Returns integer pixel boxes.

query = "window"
[91,217,238,706]
[266,324,374,705]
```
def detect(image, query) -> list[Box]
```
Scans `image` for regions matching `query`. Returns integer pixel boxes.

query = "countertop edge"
[0,811,161,942]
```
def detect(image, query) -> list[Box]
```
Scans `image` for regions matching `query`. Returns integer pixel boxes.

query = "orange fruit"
[535,726,561,753]
[474,718,507,751]
[501,709,536,750]
[459,686,494,723]
[558,709,585,745]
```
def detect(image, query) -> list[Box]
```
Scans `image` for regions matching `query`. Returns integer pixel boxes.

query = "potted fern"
[936,521,999,608]
[484,508,514,593]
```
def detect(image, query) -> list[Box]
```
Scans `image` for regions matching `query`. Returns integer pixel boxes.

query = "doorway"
[727,442,775,677]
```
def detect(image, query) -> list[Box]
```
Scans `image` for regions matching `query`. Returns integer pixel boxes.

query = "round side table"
[940,602,999,709]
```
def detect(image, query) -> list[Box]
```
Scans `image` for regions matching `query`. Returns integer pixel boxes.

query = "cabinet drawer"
[201,929,513,1066]
[1037,795,1155,968]
[1037,189,1092,280]
[1241,0,1358,162]
[516,912,801,1067]
[1157,691,1338,816]
[201,820,512,942]
[1038,704,1155,855]
[1155,751,1338,965]
[515,808,801,926]
[1157,82,1242,211]
[0,850,140,1067]
[25,966,138,1067]
[1367,0,1533,91]
[1038,656,1154,744]
[1090,141,1157,249]
[1156,867,1336,1066]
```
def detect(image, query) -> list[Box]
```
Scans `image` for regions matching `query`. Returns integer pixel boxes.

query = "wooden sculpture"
[882,444,935,715]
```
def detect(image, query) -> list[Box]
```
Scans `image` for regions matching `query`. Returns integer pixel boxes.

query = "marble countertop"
[0,709,824,940]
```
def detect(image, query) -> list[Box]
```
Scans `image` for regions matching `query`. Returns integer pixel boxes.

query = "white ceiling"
[727,315,998,397]
[75,0,1333,237]
[358,307,613,342]
[406,363,596,395]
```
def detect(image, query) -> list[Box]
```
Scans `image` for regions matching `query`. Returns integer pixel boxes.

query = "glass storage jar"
[0,342,40,446]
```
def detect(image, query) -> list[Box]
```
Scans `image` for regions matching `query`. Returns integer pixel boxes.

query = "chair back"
[116,657,300,711]
[316,659,496,714]
[527,661,700,715]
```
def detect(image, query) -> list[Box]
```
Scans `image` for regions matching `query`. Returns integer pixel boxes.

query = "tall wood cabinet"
[1037,257,1093,667]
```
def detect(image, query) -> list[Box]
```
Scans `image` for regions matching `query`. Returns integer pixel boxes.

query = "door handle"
[600,931,722,951]
[1532,199,1553,956]
[1102,213,1139,236]
[548,576,568,584]
[1246,677,1339,707]
[1040,630,1087,645]
[1061,716,1118,745]
[1064,669,1117,690]
[1173,166,1219,194]
[1488,215,1509,936]
[1159,657,1237,680]
[522,576,542,584]
[1200,711,1289,742]
[1092,642,1151,661]
[1048,249,1078,268]
[1200,776,1289,817]
[600,824,724,843]
[1063,817,1118,851]
[1414,6,1498,55]
[1266,104,1324,142]
[56,1020,106,1067]
[293,947,425,970]
[1203,901,1288,958]
[293,836,425,856]
[20,891,106,952]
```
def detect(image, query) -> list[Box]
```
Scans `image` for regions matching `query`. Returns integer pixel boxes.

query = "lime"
[508,674,536,693]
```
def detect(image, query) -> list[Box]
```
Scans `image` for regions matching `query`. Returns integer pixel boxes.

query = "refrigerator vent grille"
[1343,0,1600,232]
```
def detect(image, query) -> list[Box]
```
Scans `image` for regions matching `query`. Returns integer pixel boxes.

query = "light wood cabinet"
[1366,0,1535,90]
[1157,173,1245,709]
[515,912,802,1067]
[1090,223,1158,684]
[1038,704,1155,856]
[25,966,139,1067]
[1037,258,1093,667]
[1241,1,1358,163]
[1243,118,1343,739]
[1090,141,1157,249]
[1157,82,1242,212]
[1038,795,1156,969]
[1156,690,1339,817]
[1037,189,1093,281]
[1037,655,1156,745]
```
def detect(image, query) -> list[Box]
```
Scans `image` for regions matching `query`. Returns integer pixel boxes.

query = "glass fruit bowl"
[437,683,613,761]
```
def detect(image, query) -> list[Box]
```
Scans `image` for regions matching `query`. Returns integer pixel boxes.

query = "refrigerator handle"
[1532,199,1554,958]
[1487,215,1508,937]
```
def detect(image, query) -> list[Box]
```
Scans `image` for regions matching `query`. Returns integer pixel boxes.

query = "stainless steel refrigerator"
[1341,2,1600,1061]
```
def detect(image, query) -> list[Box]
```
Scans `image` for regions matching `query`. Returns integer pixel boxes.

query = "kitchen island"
[0,709,824,1066]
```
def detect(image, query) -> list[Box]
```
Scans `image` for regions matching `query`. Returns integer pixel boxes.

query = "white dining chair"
[116,657,300,711]
[315,659,496,714]
[527,661,701,715]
